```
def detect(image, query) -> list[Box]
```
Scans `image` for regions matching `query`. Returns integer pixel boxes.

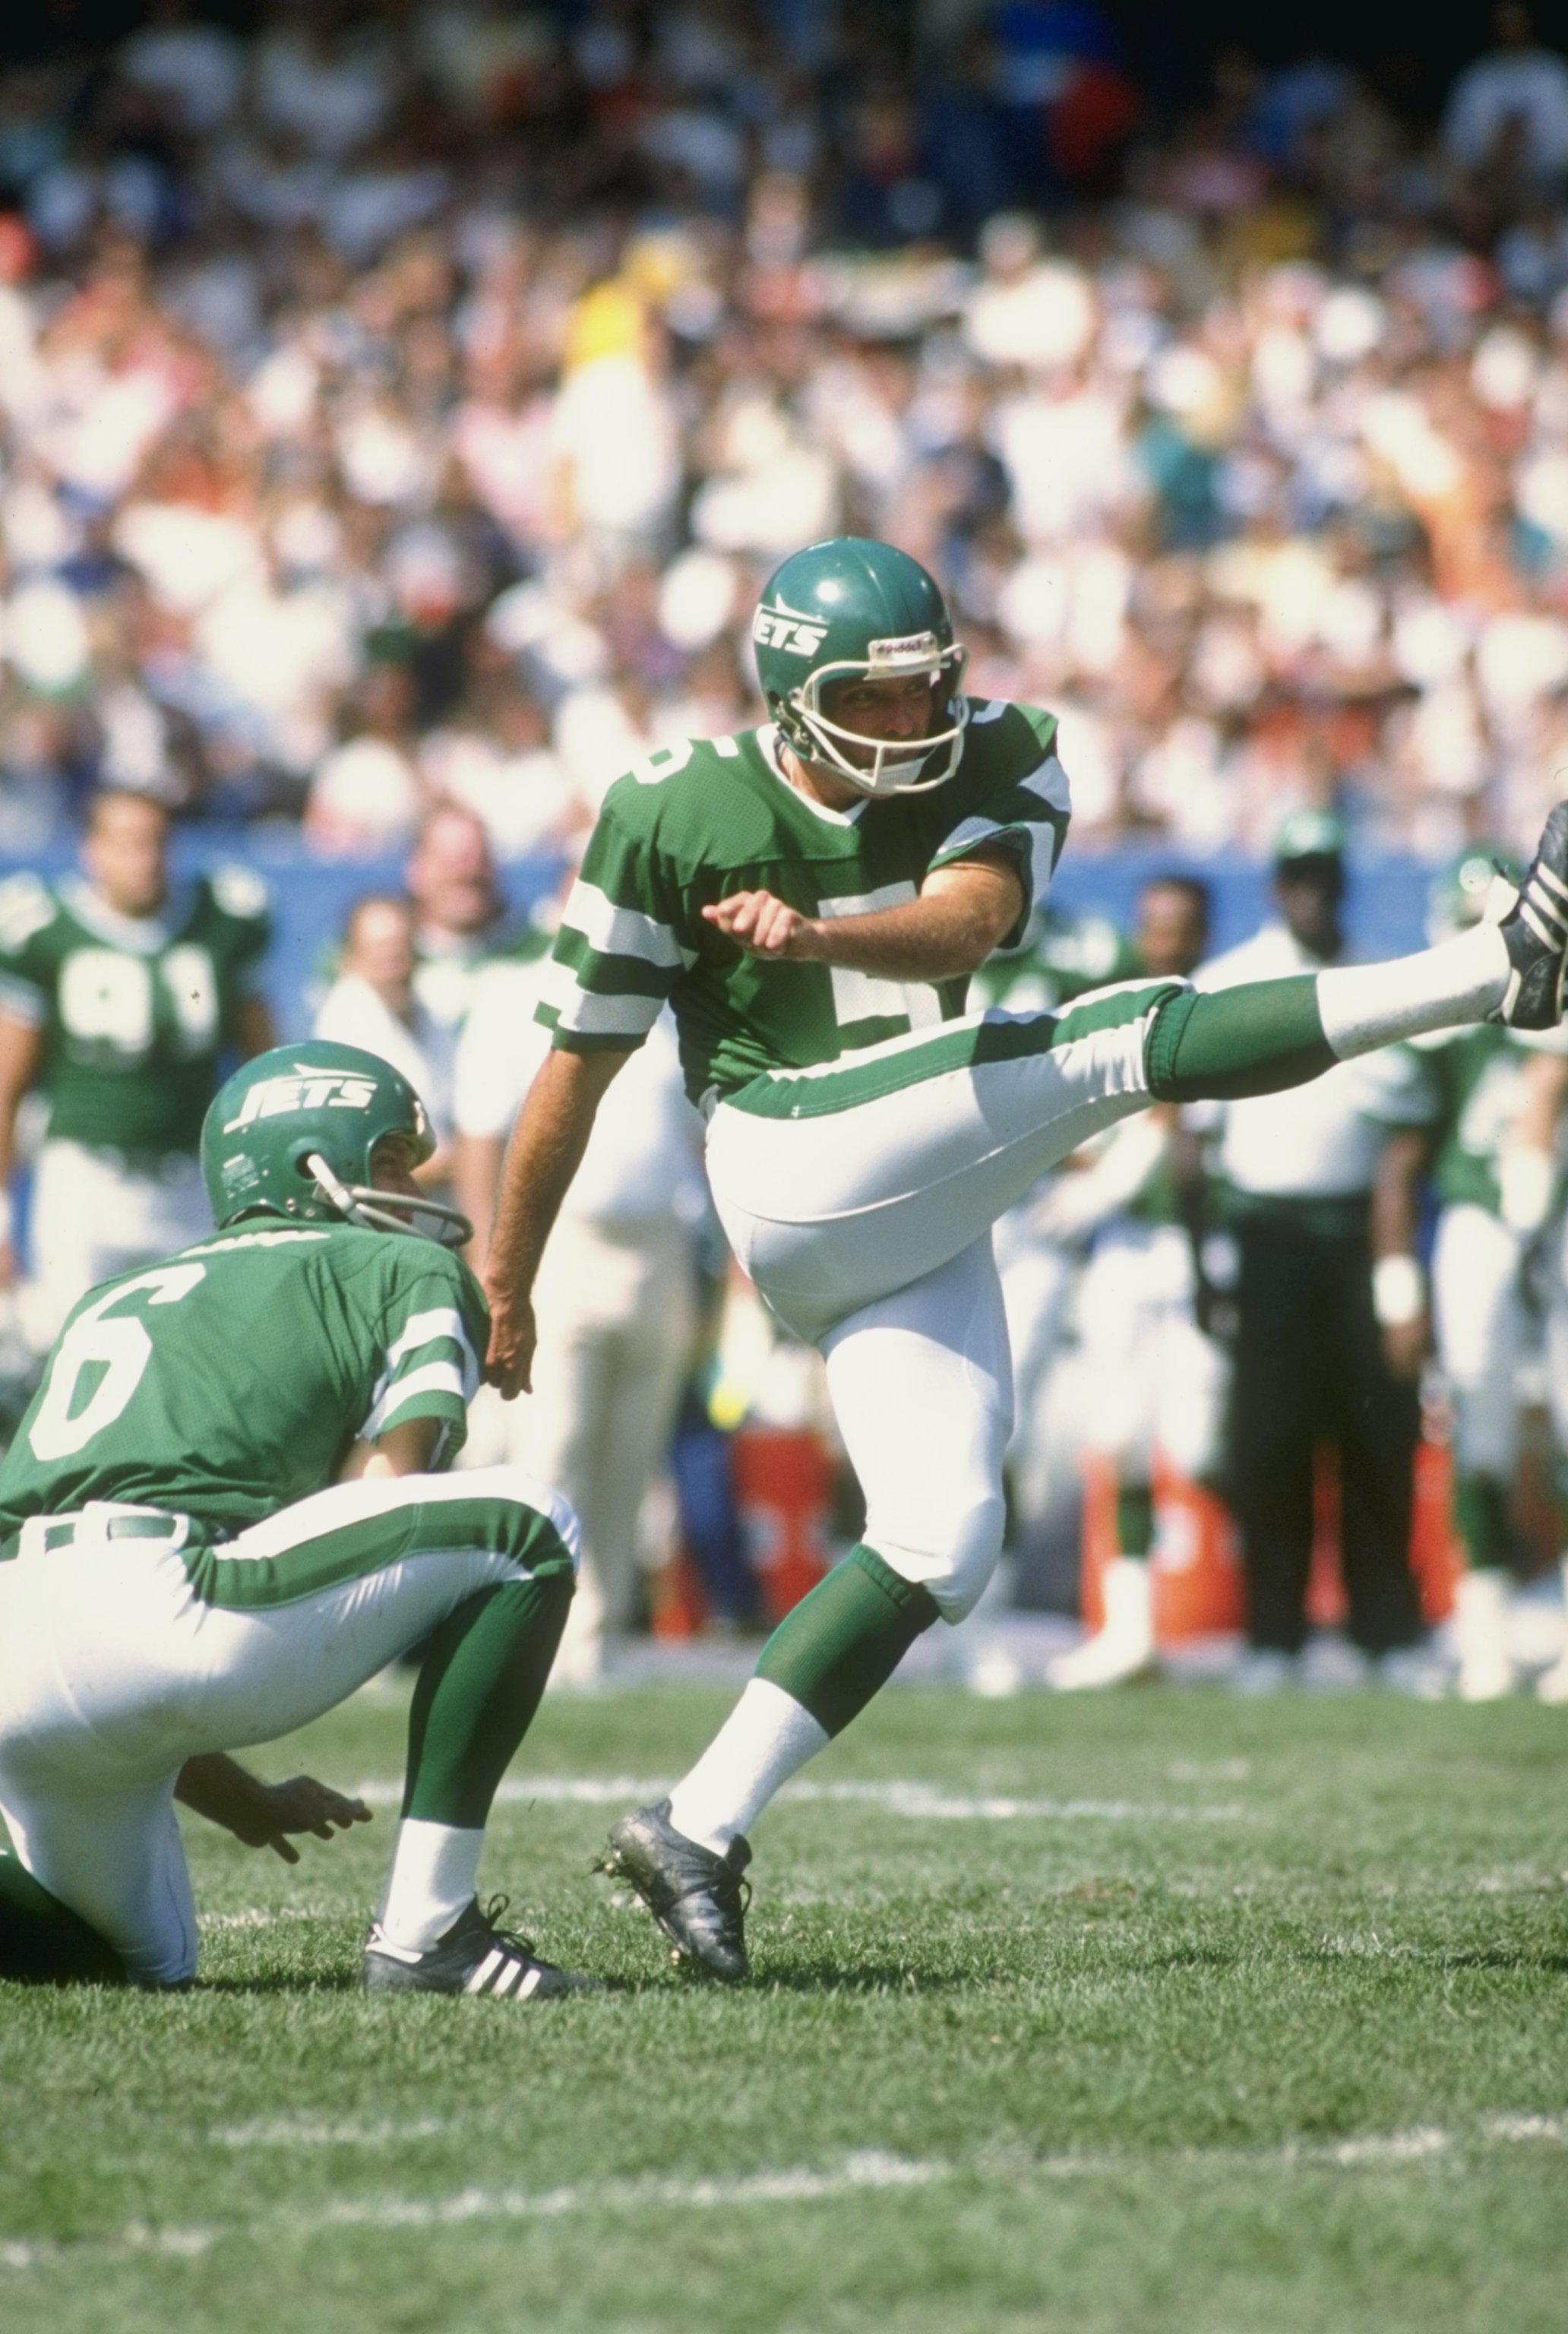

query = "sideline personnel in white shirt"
[1199,812,1436,1687]
[454,949,705,1680]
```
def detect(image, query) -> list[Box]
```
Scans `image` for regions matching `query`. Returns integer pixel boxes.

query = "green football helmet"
[201,1040,471,1248]
[1426,844,1522,946]
[751,536,969,796]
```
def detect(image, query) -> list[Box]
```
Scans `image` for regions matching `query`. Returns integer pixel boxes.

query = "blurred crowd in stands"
[2,2,1568,864]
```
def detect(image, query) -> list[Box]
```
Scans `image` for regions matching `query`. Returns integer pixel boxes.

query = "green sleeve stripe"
[384,1333,473,1390]
[371,1373,470,1434]
[550,1025,649,1055]
[552,925,676,1000]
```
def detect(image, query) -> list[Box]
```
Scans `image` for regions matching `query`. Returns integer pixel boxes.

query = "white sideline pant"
[1431,1203,1527,1477]
[993,1210,1076,1464]
[1078,1221,1227,1482]
[27,1140,212,1347]
[461,1214,695,1648]
[0,1469,577,1985]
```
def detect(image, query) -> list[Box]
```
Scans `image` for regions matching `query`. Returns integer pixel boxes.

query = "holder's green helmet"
[751,536,969,796]
[200,1040,469,1248]
[1425,843,1522,946]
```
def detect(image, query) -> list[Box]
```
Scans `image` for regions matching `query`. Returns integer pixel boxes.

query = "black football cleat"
[1495,803,1568,1029]
[362,1896,594,1998]
[601,1800,751,1981]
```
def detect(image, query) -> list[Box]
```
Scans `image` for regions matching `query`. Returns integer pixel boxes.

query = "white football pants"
[0,1469,577,1986]
[705,988,1173,1620]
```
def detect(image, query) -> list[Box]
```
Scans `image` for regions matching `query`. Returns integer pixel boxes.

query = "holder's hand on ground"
[703,891,820,960]
[175,1754,372,1863]
[483,1286,537,1399]
[237,1777,373,1864]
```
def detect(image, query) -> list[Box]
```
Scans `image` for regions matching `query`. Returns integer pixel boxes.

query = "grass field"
[2,1675,1566,2334]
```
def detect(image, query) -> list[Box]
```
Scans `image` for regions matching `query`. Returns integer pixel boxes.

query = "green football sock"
[1116,1482,1155,1561]
[1146,977,1334,1103]
[0,1850,125,1984]
[756,1543,939,1738]
[403,1572,573,1828]
[1454,1473,1511,1573]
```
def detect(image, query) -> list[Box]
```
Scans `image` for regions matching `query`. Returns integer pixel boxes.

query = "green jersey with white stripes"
[0,866,271,1154]
[0,1222,488,1540]
[1410,1025,1545,1217]
[538,702,1070,1105]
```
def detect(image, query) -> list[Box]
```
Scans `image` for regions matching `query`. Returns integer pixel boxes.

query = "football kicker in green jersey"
[0,1221,489,1545]
[536,703,1069,1107]
[0,865,270,1153]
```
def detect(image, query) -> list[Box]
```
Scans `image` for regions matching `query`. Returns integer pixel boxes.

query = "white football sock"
[1316,922,1507,1059]
[666,1678,829,1855]
[377,1819,484,1952]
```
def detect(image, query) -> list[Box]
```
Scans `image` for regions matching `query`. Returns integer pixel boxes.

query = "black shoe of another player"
[362,1896,594,1998]
[1497,803,1568,1029]
[601,1801,751,1981]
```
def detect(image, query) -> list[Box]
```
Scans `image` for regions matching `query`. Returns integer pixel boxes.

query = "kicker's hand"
[702,890,821,960]
[232,1777,372,1864]
[483,1286,537,1399]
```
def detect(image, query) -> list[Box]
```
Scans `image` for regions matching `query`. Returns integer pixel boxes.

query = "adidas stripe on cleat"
[362,1895,594,1998]
[1494,803,1568,1029]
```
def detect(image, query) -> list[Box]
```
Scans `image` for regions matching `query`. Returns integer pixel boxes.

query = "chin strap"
[304,1153,473,1251]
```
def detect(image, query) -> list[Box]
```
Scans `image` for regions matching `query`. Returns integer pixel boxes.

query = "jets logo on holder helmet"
[201,1040,472,1248]
[223,1067,380,1130]
[751,537,969,798]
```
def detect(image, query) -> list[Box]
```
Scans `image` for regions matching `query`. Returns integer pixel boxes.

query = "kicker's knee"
[864,1491,1007,1625]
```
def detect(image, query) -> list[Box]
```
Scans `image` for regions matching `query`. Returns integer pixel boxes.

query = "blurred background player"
[1199,812,1437,1690]
[1406,847,1567,1698]
[1043,875,1221,1690]
[0,786,273,1348]
[315,892,457,1189]
[454,943,705,1685]
[406,804,523,1056]
[978,900,1135,1550]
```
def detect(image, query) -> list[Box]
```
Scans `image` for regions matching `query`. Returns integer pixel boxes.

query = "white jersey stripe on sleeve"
[383,1307,473,1374]
[1019,755,1071,815]
[362,1359,471,1438]
[545,966,664,1039]
[560,878,695,969]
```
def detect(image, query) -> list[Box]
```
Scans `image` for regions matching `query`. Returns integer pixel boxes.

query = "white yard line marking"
[210,2118,447,2149]
[1483,2113,1568,2143]
[6,2121,1565,2274]
[1306,2129,1450,2167]
[321,2148,944,2231]
[348,1777,1243,1823]
[199,1907,330,1931]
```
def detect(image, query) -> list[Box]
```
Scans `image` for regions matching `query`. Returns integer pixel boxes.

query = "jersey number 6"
[28,1264,207,1462]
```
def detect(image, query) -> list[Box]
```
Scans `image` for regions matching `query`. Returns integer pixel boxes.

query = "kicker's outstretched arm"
[481,1045,632,1396]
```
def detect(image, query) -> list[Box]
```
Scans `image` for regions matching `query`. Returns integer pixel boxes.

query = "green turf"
[3,1680,1566,2333]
